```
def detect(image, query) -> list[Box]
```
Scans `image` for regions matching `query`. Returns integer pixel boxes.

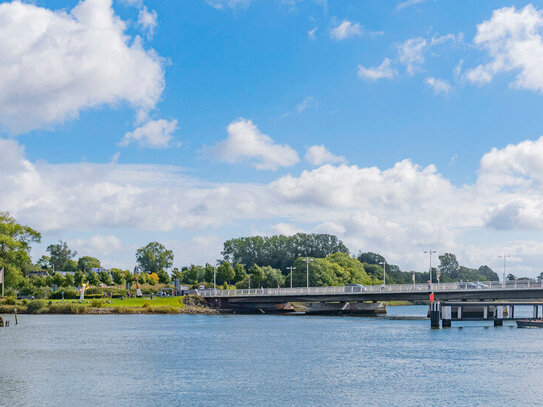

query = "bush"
[2,296,16,305]
[27,300,46,313]
[49,289,78,300]
[47,303,86,314]
[90,299,105,308]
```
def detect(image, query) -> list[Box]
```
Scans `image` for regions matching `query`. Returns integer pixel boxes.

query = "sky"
[2,0,543,277]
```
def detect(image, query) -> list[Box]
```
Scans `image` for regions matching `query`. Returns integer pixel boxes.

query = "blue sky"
[2,0,543,276]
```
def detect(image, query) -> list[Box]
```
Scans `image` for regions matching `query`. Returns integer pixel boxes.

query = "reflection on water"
[0,307,542,406]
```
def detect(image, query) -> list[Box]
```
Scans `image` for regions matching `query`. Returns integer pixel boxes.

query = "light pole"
[498,254,511,287]
[302,257,314,290]
[380,260,386,286]
[286,266,296,288]
[424,250,436,288]
[213,267,216,291]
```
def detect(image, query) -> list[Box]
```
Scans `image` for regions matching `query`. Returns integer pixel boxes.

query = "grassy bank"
[0,295,217,315]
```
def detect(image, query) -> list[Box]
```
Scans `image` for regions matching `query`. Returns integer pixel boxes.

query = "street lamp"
[380,260,386,286]
[286,266,296,288]
[424,250,436,288]
[498,254,511,288]
[301,257,314,290]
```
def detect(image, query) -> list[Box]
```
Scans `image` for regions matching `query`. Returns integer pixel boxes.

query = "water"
[1,306,543,406]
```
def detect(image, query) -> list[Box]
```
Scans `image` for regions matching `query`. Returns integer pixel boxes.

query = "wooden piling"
[430,302,440,328]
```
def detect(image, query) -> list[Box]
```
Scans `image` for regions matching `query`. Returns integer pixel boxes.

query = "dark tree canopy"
[47,241,77,271]
[77,256,101,273]
[222,233,349,272]
[357,252,385,265]
[136,241,174,274]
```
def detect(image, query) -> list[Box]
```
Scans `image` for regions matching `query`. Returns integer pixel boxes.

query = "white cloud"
[119,119,178,149]
[425,77,451,95]
[206,0,252,9]
[308,26,318,40]
[137,6,158,39]
[397,37,427,75]
[396,0,431,11]
[358,58,397,81]
[305,145,346,166]
[209,119,300,170]
[5,136,543,275]
[296,96,316,113]
[70,234,124,257]
[330,20,362,40]
[0,0,164,133]
[466,5,543,92]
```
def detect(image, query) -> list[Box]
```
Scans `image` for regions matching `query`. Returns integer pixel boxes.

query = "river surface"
[1,306,542,406]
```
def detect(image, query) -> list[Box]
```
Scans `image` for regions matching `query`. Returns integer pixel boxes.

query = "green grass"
[50,296,185,308]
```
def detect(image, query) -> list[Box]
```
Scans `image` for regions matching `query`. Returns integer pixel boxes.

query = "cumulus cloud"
[0,0,164,133]
[70,234,124,257]
[209,119,300,170]
[397,37,427,75]
[305,145,346,166]
[358,58,397,81]
[425,77,451,95]
[4,136,543,275]
[119,119,178,149]
[137,6,158,39]
[330,20,362,40]
[466,5,543,92]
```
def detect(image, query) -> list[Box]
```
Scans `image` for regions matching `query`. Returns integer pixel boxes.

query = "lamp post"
[286,266,296,288]
[498,254,511,288]
[302,257,314,290]
[424,250,436,288]
[380,260,386,286]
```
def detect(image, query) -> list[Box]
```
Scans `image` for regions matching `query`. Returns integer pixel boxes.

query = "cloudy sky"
[2,0,543,277]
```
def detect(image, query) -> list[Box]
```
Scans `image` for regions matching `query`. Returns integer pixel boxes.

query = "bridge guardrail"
[197,280,542,298]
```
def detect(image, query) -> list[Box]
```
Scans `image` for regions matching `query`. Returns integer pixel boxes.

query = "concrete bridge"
[199,280,543,313]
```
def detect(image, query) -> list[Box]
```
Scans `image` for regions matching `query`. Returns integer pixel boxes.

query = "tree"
[438,253,460,279]
[261,266,285,288]
[204,264,215,283]
[0,212,41,288]
[233,263,247,284]
[216,262,235,285]
[111,269,125,287]
[98,270,112,286]
[477,265,499,281]
[222,233,349,272]
[148,273,159,285]
[37,255,51,271]
[327,252,373,285]
[63,273,74,287]
[136,242,174,274]
[77,256,101,273]
[87,271,100,286]
[157,269,170,284]
[357,252,385,265]
[507,273,516,281]
[51,273,65,288]
[47,241,77,271]
[74,270,85,286]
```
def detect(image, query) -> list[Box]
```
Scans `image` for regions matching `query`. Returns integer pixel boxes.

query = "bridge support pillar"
[430,302,440,328]
[494,305,503,326]
[441,305,451,328]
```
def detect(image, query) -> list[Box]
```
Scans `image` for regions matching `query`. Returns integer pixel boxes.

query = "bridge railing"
[198,279,541,297]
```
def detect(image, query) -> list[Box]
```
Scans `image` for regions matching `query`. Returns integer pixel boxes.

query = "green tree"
[111,269,125,286]
[136,242,174,274]
[204,264,215,283]
[98,270,112,285]
[261,266,285,288]
[216,262,235,285]
[248,264,265,287]
[51,273,65,287]
[63,273,74,287]
[77,256,101,273]
[233,263,247,284]
[327,252,372,285]
[0,212,41,288]
[438,253,460,279]
[37,255,51,270]
[74,270,85,286]
[47,241,77,271]
[357,252,385,265]
[87,271,100,286]
[157,269,170,284]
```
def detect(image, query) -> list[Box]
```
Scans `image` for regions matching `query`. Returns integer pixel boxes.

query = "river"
[1,306,542,406]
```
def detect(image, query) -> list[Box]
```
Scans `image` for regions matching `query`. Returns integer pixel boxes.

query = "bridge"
[199,280,543,313]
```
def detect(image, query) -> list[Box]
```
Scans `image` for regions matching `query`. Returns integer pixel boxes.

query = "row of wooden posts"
[0,308,17,327]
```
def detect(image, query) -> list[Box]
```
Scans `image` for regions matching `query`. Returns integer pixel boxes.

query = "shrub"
[49,289,78,300]
[47,303,86,314]
[2,296,16,305]
[90,299,104,308]
[27,300,46,313]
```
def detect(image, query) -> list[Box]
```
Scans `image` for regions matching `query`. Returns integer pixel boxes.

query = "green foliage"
[136,241,174,274]
[111,269,125,286]
[36,255,51,270]
[74,270,84,286]
[90,299,105,308]
[98,270,113,286]
[27,300,46,313]
[204,264,215,283]
[0,212,41,288]
[156,269,170,284]
[63,273,74,287]
[327,252,373,285]
[216,262,235,285]
[2,296,16,305]
[222,233,349,273]
[438,253,460,278]
[47,303,85,314]
[77,256,101,273]
[46,241,77,271]
[49,289,78,299]
[233,263,247,284]
[357,252,385,265]
[87,271,100,286]
[51,273,65,287]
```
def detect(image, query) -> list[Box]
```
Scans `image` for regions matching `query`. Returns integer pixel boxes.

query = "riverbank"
[0,295,218,315]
